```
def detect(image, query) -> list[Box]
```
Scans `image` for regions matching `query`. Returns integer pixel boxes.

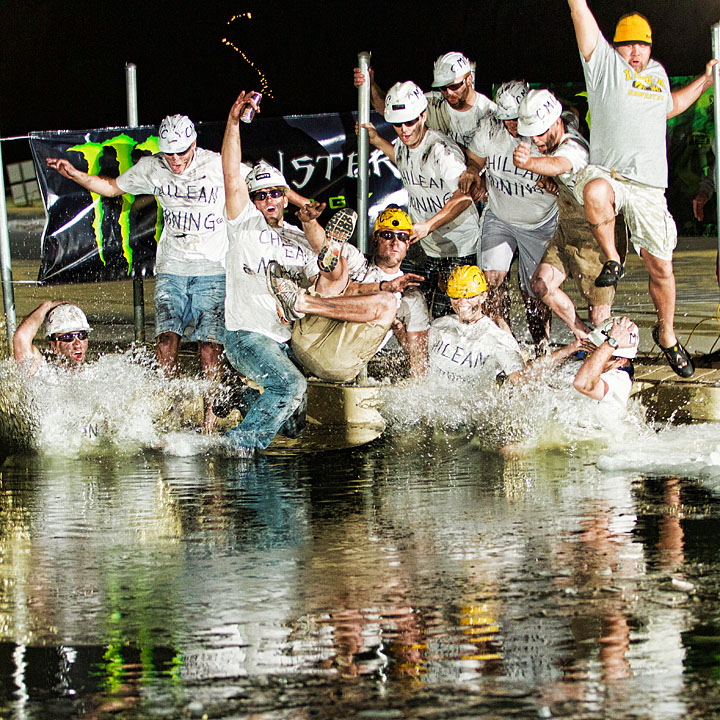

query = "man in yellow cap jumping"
[567,0,717,378]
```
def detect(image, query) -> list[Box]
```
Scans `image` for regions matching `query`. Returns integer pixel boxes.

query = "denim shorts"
[154,273,226,344]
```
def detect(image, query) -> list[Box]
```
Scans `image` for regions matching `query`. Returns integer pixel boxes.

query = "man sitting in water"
[574,316,639,409]
[266,205,429,382]
[13,301,90,374]
[428,265,527,384]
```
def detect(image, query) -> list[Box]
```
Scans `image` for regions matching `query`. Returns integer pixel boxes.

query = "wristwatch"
[605,336,619,349]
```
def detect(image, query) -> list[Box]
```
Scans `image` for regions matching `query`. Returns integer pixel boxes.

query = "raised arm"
[222,91,258,220]
[45,158,123,197]
[567,0,600,62]
[13,300,66,373]
[353,66,386,115]
[668,60,717,119]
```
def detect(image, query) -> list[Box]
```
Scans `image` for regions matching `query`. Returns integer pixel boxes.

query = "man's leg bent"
[583,178,620,264]
[531,263,589,339]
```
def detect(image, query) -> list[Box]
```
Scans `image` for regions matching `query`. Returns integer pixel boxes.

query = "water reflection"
[1,431,720,717]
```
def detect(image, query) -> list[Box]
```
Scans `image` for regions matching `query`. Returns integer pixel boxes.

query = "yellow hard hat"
[373,205,413,234]
[446,265,488,298]
[613,13,652,45]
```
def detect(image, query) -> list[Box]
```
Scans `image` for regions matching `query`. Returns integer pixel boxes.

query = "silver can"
[241,92,262,124]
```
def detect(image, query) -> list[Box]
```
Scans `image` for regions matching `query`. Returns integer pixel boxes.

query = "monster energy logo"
[68,133,160,272]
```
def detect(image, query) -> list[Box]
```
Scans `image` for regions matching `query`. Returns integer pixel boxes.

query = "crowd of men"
[14,1,716,456]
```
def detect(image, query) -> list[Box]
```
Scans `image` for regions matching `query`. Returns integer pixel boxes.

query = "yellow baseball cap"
[613,13,652,45]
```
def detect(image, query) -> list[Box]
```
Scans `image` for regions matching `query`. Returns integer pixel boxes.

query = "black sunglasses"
[392,116,421,129]
[377,230,411,244]
[440,79,466,92]
[252,189,285,202]
[53,330,88,342]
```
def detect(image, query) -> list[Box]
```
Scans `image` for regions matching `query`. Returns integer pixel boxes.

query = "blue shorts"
[154,273,226,345]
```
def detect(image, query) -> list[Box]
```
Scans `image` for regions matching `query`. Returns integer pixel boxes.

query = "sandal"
[318,208,357,273]
[594,260,625,287]
[652,326,695,378]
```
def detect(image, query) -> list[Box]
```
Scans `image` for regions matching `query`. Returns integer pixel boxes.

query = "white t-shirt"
[116,148,248,276]
[225,203,317,343]
[394,128,480,258]
[424,91,497,148]
[551,119,590,192]
[428,314,525,382]
[469,118,558,230]
[581,32,674,187]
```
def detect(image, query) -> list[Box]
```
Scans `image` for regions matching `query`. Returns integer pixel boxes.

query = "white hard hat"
[431,52,472,87]
[384,81,428,124]
[246,161,288,193]
[495,80,529,120]
[587,317,639,359]
[158,114,197,153]
[45,304,91,338]
[518,89,563,136]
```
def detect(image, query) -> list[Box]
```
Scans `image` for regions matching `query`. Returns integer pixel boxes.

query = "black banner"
[30,113,404,285]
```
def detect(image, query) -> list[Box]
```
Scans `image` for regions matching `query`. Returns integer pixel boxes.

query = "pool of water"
[2,356,720,719]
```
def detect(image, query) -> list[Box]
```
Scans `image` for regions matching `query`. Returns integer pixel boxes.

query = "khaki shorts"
[541,186,627,306]
[291,284,393,383]
[573,165,677,262]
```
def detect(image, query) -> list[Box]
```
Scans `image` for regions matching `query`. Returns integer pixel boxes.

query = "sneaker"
[266,261,305,324]
[317,207,357,273]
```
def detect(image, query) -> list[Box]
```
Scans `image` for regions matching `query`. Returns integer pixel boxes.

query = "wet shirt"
[581,32,674,187]
[469,118,558,229]
[116,149,248,276]
[428,314,525,382]
[225,203,317,343]
[424,91,497,148]
[550,117,589,193]
[393,128,480,259]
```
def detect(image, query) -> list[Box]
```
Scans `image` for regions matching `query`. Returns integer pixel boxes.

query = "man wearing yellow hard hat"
[267,206,430,382]
[567,0,717,379]
[428,265,527,384]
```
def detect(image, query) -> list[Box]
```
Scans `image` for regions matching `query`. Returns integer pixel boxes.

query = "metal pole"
[712,24,720,266]
[0,140,17,353]
[126,62,145,343]
[357,51,371,256]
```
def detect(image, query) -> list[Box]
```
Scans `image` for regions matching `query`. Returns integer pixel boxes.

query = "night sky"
[1,0,719,158]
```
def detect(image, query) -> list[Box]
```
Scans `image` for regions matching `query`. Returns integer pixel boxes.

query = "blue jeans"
[223,329,307,451]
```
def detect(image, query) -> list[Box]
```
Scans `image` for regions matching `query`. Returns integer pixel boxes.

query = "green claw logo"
[68,134,161,272]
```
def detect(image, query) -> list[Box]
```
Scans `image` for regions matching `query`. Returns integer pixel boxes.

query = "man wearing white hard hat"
[512,89,627,340]
[568,0,717,378]
[463,81,558,347]
[574,316,639,409]
[221,92,370,455]
[354,51,495,155]
[13,301,91,375]
[46,113,235,430]
[362,80,479,318]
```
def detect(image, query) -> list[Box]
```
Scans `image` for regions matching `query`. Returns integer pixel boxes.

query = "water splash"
[0,349,221,457]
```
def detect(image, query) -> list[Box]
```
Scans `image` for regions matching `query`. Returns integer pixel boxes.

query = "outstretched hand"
[384,273,424,294]
[296,201,327,223]
[45,157,77,180]
[355,121,379,142]
[353,66,374,87]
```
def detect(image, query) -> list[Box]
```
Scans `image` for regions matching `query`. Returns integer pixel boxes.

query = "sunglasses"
[52,330,88,342]
[252,188,285,202]
[440,79,466,93]
[162,145,194,159]
[377,230,411,244]
[392,117,421,129]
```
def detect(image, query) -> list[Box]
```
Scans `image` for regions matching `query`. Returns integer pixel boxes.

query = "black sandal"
[652,326,695,378]
[594,260,625,287]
